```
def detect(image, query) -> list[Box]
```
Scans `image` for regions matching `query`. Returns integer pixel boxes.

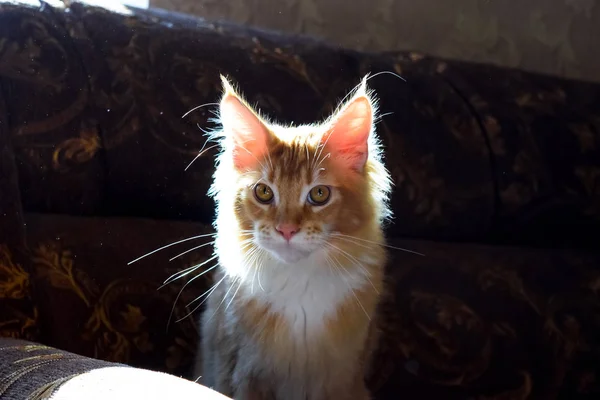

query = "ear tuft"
[220,74,236,95]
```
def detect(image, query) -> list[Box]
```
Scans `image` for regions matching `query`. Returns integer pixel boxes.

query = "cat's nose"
[275,223,299,241]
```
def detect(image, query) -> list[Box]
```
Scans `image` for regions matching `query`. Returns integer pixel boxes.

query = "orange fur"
[199,75,392,400]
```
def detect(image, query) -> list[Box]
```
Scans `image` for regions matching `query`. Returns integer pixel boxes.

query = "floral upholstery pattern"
[0,75,38,342]
[24,214,211,377]
[0,1,599,399]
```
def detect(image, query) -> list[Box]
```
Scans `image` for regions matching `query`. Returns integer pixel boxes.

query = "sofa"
[0,0,599,399]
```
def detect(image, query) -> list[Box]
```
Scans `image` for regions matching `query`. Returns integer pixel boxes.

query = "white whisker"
[236,140,268,172]
[315,152,331,171]
[336,70,406,110]
[245,246,263,294]
[304,145,311,167]
[128,233,216,265]
[181,102,220,119]
[206,276,239,323]
[330,233,425,257]
[330,236,372,250]
[251,256,258,294]
[324,242,379,295]
[265,146,274,171]
[257,253,266,292]
[176,275,226,323]
[327,253,370,321]
[169,241,215,262]
[160,266,199,289]
[377,111,394,120]
[161,255,218,287]
[165,263,218,329]
[225,278,244,311]
[245,252,258,296]
[185,129,214,172]
[185,144,221,171]
[185,275,225,308]
[312,127,334,171]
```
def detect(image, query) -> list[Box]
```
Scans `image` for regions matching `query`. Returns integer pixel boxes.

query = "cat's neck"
[242,250,365,294]
[245,251,370,336]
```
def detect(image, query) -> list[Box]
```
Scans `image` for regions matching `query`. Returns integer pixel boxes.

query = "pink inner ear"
[324,96,372,172]
[220,95,270,170]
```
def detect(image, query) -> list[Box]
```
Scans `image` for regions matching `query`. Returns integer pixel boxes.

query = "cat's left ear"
[323,79,375,173]
[219,75,272,171]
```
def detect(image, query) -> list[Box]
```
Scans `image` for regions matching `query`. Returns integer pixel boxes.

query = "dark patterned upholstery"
[0,1,599,399]
[0,57,38,342]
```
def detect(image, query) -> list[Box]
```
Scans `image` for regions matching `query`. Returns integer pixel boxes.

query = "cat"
[196,74,392,400]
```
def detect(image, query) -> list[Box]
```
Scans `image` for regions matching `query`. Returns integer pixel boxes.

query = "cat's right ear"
[219,75,271,171]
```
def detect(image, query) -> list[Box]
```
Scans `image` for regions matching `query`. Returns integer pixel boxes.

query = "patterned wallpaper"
[149,0,600,83]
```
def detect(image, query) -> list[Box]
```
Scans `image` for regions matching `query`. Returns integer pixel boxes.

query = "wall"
[150,0,600,83]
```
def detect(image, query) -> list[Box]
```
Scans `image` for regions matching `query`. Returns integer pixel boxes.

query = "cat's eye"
[307,185,331,205]
[254,183,274,204]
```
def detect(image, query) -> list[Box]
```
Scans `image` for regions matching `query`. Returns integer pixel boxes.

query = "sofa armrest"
[0,338,230,399]
[0,66,39,341]
[0,70,23,246]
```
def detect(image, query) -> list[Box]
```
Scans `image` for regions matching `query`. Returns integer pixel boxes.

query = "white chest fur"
[238,252,368,337]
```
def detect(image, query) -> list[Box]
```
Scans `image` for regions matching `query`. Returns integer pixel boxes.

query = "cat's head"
[210,76,391,265]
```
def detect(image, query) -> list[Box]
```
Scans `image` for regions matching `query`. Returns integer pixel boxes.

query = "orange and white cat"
[197,75,392,400]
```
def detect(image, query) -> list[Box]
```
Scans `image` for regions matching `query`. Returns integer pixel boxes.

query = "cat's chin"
[266,246,311,264]
[273,253,306,264]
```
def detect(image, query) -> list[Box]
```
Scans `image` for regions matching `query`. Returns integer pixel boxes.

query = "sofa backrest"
[1,1,599,249]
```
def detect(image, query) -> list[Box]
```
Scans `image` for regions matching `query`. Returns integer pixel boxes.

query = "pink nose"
[276,223,299,241]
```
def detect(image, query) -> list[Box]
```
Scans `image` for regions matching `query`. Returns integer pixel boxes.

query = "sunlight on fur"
[209,74,391,273]
[197,75,393,399]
